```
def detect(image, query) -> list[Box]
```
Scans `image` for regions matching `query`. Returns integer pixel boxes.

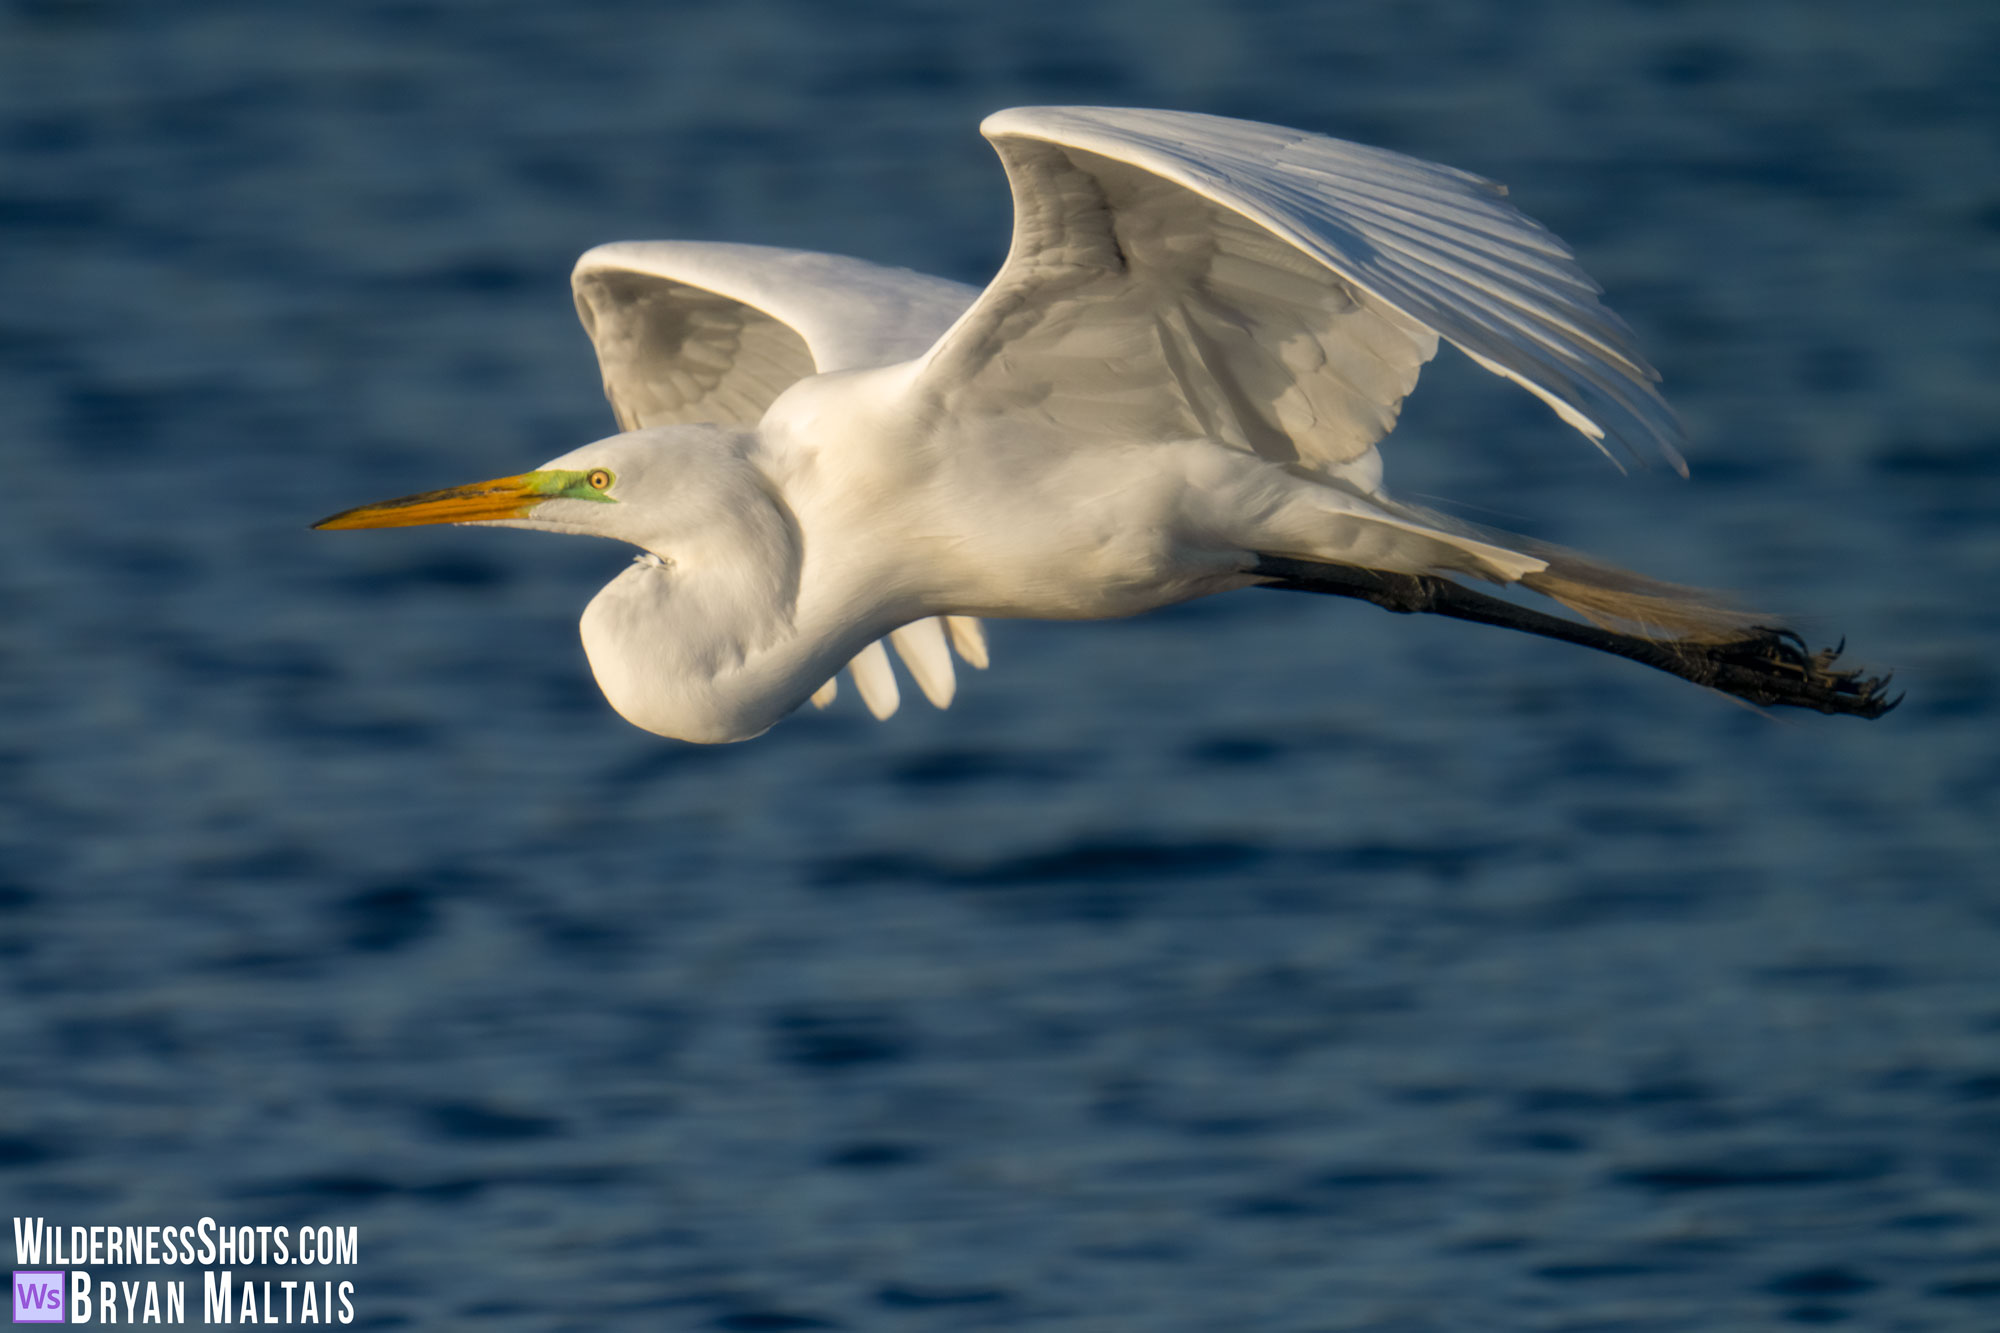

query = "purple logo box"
[12,1271,65,1324]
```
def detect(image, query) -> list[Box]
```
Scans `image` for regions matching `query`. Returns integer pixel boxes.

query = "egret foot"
[1249,554,1898,719]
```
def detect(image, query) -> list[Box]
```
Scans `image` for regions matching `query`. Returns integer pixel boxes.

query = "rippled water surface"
[3,1,1998,1328]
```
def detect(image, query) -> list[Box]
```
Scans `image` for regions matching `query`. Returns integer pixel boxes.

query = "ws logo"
[13,1270,64,1323]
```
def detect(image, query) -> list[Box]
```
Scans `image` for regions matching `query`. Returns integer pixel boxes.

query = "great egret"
[317,107,1893,743]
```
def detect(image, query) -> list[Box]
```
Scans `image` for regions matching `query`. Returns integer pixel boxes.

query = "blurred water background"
[3,1,1998,1328]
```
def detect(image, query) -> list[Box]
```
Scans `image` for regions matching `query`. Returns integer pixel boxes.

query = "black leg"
[1249,555,1898,719]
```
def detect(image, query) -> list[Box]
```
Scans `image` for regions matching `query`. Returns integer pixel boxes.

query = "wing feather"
[889,619,957,708]
[846,640,901,721]
[573,240,976,428]
[914,107,1684,475]
[945,616,989,670]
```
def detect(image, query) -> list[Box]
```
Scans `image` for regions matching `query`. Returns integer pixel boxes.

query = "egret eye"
[587,469,613,490]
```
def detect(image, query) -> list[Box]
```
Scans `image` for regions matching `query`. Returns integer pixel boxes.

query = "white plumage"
[319,108,1887,742]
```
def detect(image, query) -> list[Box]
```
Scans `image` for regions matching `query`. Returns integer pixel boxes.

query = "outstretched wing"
[574,240,975,428]
[915,107,1684,483]
[571,241,990,720]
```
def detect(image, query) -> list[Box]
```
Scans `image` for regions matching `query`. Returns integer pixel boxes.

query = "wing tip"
[890,619,959,710]
[847,640,902,721]
[946,616,990,670]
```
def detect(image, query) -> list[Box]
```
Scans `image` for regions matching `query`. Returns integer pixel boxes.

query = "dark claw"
[1709,630,1899,719]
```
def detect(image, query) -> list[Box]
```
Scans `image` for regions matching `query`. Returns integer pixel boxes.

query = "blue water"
[3,2,1997,1328]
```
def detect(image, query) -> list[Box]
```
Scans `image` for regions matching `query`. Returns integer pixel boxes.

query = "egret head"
[313,426,762,550]
[318,424,811,742]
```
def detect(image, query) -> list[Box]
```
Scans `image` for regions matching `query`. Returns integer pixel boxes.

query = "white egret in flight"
[318,107,1893,742]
